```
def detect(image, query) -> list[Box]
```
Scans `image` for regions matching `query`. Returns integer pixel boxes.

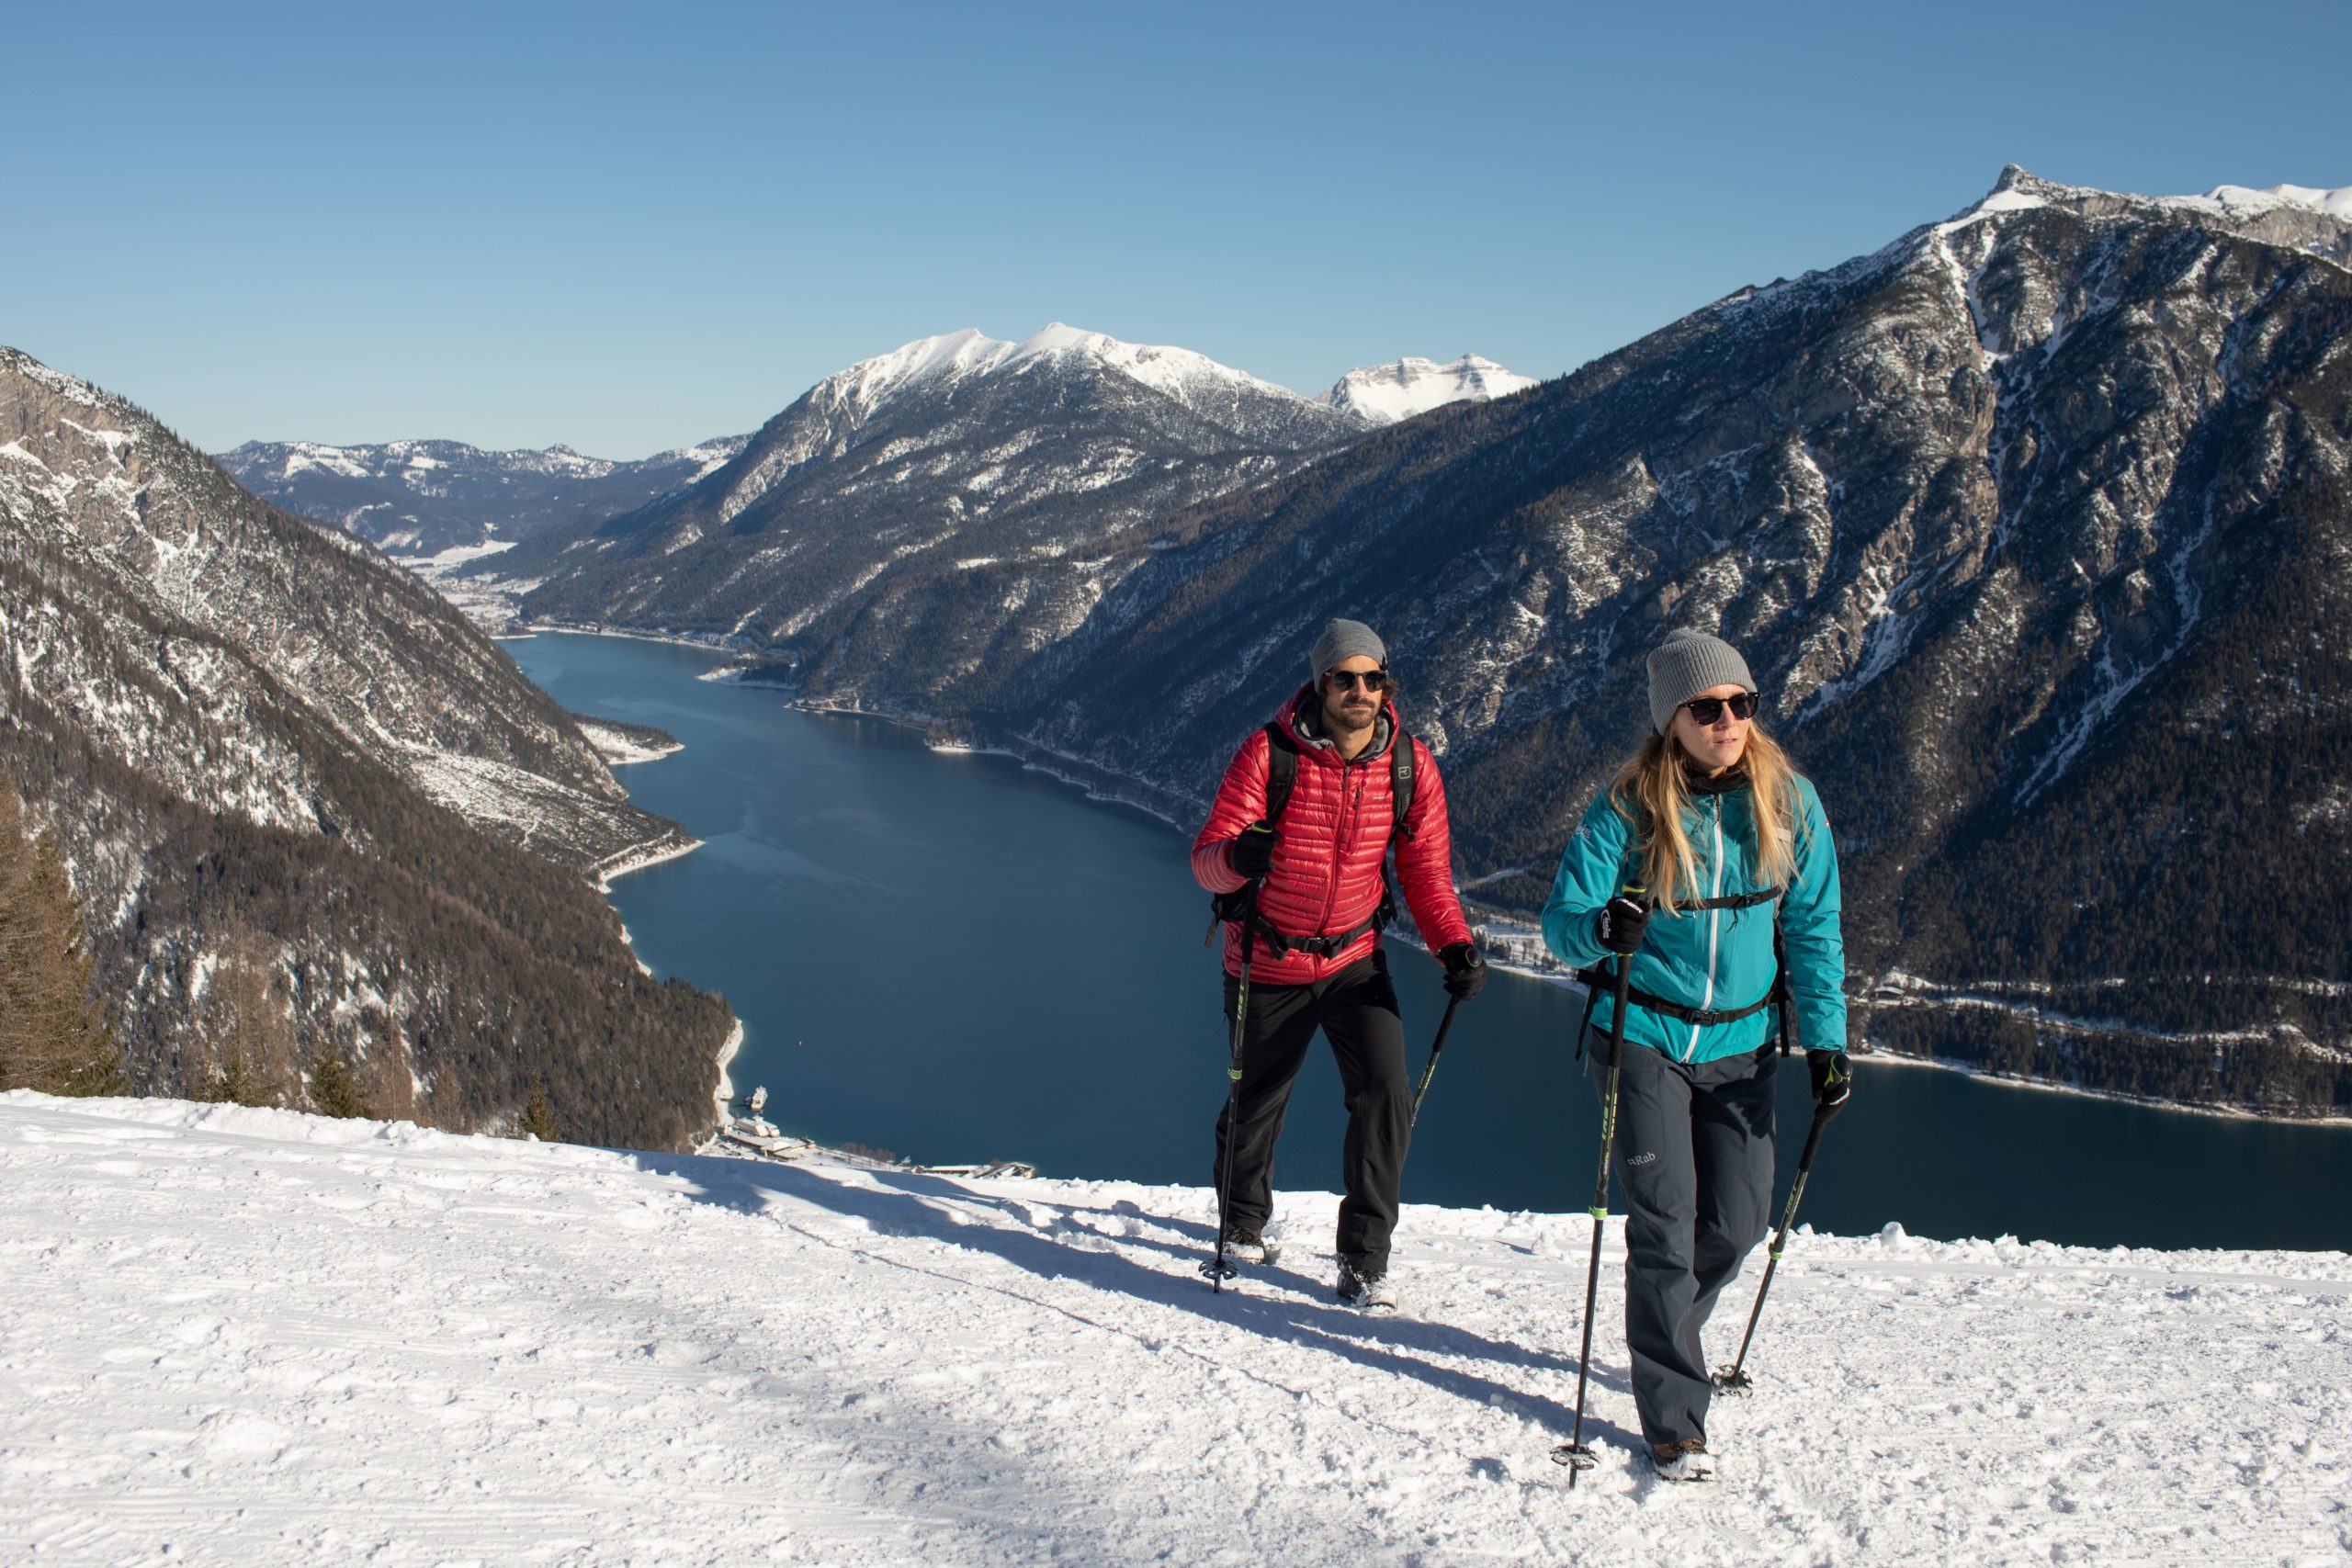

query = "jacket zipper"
[1315,755,1362,941]
[1686,796,1724,1063]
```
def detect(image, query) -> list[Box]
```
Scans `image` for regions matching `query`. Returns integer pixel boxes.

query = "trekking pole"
[1407,995,1462,1128]
[1554,886,1643,1483]
[1201,887,1261,1291]
[1713,1100,1837,1394]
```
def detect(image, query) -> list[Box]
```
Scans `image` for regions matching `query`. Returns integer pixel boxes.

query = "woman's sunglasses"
[1324,668,1390,692]
[1681,692,1758,725]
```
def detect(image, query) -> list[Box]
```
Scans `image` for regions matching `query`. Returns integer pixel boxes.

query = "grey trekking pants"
[1585,1032,1777,1450]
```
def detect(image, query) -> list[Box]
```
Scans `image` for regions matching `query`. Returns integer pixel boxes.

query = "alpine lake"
[511,633,2352,1256]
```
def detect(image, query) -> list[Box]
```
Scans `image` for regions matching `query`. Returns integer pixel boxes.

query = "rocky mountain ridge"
[216,434,749,557]
[0,346,729,1146]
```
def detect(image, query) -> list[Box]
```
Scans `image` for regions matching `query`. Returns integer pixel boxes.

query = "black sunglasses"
[1681,692,1758,725]
[1324,668,1390,692]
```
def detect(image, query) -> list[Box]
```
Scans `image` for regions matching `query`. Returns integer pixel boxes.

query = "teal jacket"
[1541,773,1846,1063]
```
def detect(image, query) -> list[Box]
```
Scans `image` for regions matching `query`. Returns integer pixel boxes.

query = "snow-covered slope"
[6,1090,2346,1565]
[0,345,675,869]
[1318,354,1538,425]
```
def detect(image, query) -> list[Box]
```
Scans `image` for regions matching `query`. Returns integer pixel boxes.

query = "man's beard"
[1324,695,1379,733]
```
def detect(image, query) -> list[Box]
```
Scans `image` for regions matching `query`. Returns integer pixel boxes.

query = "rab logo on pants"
[1627,1151,1658,1167]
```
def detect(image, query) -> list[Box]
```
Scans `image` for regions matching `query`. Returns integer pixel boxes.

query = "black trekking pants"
[1586,1032,1777,1450]
[1212,952,1410,1273]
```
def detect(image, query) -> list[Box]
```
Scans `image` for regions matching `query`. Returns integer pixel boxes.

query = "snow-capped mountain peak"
[1317,353,1537,425]
[1004,322,1306,408]
[688,323,1356,527]
[1939,166,2352,267]
[813,327,1022,416]
[2196,180,2352,220]
[807,323,1311,423]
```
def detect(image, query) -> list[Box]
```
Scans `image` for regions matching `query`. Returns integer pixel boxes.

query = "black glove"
[1594,894,1649,956]
[1809,1050,1853,1116]
[1227,820,1278,880]
[1439,942,1487,1001]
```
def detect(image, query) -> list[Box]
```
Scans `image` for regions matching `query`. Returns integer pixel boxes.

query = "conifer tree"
[0,776,119,1095]
[365,1010,418,1123]
[307,1044,369,1120]
[520,1080,560,1142]
[191,928,301,1109]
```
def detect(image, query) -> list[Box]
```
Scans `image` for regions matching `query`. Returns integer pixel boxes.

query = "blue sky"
[5,0,2346,457]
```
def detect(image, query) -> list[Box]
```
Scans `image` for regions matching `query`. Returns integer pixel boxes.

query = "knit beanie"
[1646,628,1755,734]
[1309,617,1387,680]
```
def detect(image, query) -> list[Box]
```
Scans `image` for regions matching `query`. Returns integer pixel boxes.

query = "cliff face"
[1,347,729,1147]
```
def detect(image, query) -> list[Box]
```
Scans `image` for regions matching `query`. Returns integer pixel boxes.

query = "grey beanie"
[1309,617,1387,680]
[1646,627,1755,734]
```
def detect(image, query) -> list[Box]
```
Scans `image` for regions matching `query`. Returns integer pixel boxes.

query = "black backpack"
[1204,719,1418,958]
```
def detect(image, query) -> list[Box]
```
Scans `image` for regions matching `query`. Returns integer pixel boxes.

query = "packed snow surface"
[6,1092,2348,1566]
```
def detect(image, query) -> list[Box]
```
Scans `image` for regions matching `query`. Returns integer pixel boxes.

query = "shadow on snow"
[630,1151,1639,1457]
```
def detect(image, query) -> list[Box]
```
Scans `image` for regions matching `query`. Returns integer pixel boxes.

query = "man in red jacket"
[1192,617,1487,1309]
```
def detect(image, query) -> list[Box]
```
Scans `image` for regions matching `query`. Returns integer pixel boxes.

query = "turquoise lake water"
[510,633,2352,1254]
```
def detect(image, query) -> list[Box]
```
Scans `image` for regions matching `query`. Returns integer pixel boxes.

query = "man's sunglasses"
[1681,692,1758,725]
[1324,668,1390,692]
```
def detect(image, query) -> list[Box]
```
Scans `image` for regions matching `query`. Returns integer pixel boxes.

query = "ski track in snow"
[4,1093,2347,1567]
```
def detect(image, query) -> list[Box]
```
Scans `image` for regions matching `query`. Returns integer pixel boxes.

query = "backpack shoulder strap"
[1390,730,1417,841]
[1261,721,1299,823]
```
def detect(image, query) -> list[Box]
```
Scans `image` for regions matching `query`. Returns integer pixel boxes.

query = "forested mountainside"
[0,347,729,1148]
[980,169,2352,1112]
[496,325,1365,706]
[693,171,2349,1115]
[218,434,749,557]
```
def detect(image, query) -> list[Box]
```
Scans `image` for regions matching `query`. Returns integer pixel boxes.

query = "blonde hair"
[1607,722,1801,914]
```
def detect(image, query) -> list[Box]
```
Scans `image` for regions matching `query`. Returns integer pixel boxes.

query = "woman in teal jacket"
[1541,627,1850,1483]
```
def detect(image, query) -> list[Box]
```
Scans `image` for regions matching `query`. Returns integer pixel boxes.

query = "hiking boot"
[1335,1258,1395,1311]
[1649,1438,1713,1483]
[1220,1225,1278,1268]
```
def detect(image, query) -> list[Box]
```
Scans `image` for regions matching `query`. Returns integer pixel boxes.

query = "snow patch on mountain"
[1319,355,1537,425]
[5,1090,2346,1566]
[778,323,1317,431]
[1006,322,1312,410]
[2192,181,2352,221]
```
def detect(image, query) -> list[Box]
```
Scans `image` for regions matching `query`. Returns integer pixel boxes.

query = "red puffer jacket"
[1192,686,1474,985]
